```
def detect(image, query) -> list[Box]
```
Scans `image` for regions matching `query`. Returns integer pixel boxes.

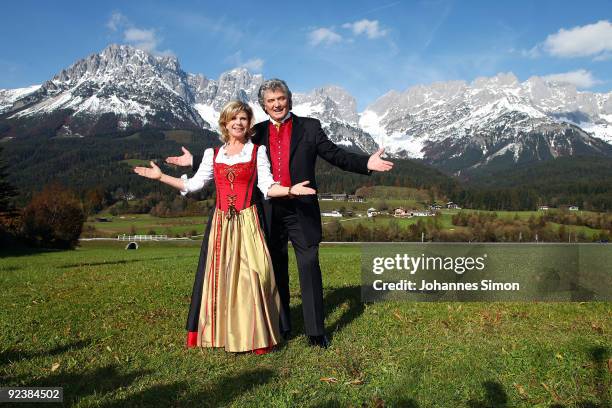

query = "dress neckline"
[221,140,252,159]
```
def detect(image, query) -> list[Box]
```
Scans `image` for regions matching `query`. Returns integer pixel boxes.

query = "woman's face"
[225,110,250,141]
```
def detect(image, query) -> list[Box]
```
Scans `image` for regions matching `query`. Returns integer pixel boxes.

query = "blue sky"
[1,0,611,109]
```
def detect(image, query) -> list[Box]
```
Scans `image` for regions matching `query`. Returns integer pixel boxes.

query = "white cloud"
[106,12,128,32]
[225,51,264,72]
[543,69,601,88]
[543,20,612,58]
[241,58,264,72]
[593,52,612,61]
[106,13,171,56]
[342,19,388,39]
[309,28,342,46]
[124,28,159,53]
[521,45,541,58]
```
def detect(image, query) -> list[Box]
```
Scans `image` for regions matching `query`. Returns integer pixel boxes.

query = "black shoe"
[308,335,330,348]
[281,330,291,340]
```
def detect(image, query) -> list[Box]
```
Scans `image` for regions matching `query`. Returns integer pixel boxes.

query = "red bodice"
[213,144,258,213]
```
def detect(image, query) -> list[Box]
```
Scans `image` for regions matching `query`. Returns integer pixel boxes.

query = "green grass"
[85,207,609,240]
[1,242,609,407]
[323,213,455,229]
[355,186,432,201]
[163,130,198,144]
[85,214,208,237]
[442,209,603,220]
[120,159,150,167]
[549,222,603,240]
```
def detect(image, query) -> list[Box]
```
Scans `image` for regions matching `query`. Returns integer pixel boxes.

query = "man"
[168,79,392,347]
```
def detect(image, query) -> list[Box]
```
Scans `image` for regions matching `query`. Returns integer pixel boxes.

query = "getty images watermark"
[361,243,611,302]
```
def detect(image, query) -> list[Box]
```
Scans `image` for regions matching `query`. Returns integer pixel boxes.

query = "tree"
[0,146,19,244]
[0,146,17,215]
[22,183,85,248]
[83,187,108,215]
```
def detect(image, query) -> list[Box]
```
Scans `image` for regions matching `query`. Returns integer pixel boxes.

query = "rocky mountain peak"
[293,85,358,125]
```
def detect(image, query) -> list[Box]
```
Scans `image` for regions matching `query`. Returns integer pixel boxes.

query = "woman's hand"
[165,146,193,167]
[289,180,316,196]
[134,161,162,180]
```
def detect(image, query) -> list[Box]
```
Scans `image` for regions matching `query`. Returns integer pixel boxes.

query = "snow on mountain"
[188,68,263,111]
[291,86,377,153]
[1,44,208,136]
[0,45,377,152]
[2,46,611,174]
[0,85,41,114]
[293,86,359,125]
[361,72,612,172]
[191,68,267,130]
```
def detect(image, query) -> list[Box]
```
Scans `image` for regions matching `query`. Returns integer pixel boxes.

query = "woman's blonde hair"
[218,100,254,143]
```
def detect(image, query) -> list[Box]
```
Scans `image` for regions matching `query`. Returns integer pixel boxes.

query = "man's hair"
[218,100,254,143]
[258,79,293,111]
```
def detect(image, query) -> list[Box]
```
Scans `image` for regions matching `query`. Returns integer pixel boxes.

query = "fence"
[117,234,168,241]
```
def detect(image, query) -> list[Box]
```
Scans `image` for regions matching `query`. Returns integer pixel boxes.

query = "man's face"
[263,89,289,122]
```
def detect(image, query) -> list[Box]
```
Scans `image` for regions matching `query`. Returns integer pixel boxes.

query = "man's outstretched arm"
[315,122,393,174]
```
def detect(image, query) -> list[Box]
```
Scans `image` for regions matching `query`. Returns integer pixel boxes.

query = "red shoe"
[253,346,274,355]
[186,332,198,348]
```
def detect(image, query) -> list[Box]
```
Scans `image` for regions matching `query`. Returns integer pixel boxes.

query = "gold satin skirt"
[196,205,281,352]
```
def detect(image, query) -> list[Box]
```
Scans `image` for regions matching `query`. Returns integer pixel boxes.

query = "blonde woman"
[134,100,315,353]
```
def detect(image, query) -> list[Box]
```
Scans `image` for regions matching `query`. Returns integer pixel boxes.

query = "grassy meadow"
[87,209,608,241]
[0,242,610,407]
[84,214,208,238]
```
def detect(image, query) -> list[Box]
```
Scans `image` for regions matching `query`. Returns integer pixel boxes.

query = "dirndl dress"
[185,145,281,352]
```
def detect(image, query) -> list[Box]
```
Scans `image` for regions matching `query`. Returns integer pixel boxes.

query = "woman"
[134,100,315,353]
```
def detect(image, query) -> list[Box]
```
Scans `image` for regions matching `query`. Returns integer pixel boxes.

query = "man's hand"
[166,146,193,167]
[134,161,163,180]
[367,148,394,172]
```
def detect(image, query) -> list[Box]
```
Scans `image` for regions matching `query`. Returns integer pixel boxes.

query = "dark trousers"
[269,199,325,336]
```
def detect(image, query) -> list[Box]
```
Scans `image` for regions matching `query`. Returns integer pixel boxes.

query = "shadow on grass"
[468,346,610,408]
[0,339,92,367]
[0,246,64,258]
[550,346,610,408]
[0,265,21,273]
[323,285,365,341]
[550,345,611,408]
[19,365,151,406]
[588,345,610,408]
[286,285,365,341]
[467,381,508,408]
[99,368,276,407]
[59,256,193,269]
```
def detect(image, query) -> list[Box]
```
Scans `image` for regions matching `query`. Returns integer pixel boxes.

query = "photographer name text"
[372,279,520,291]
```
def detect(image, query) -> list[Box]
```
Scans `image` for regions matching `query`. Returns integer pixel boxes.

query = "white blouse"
[180,140,277,198]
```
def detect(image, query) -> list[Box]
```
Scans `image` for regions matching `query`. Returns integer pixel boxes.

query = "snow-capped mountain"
[2,46,612,175]
[1,45,208,136]
[0,44,375,153]
[0,85,42,114]
[360,72,612,173]
[293,86,377,153]
[190,68,266,126]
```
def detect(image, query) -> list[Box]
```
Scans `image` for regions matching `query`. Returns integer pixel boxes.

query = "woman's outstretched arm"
[135,148,214,195]
[133,161,186,190]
